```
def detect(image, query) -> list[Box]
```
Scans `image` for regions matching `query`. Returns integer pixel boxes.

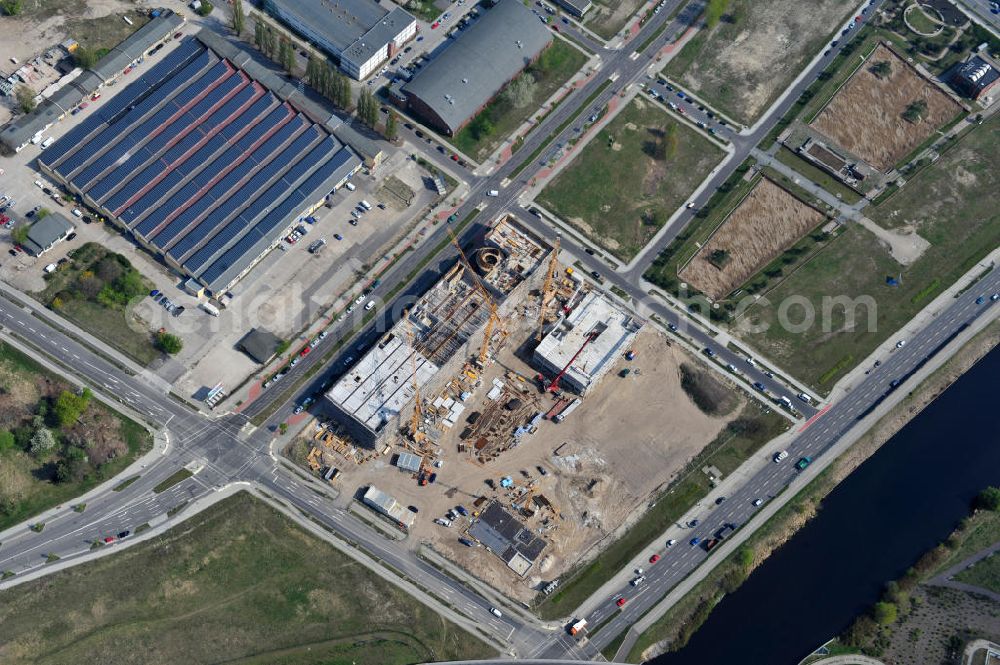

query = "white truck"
[345,181,356,191]
[40,137,55,150]
[200,302,220,317]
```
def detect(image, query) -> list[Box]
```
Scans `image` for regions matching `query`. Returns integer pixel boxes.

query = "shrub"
[872,601,897,625]
[975,486,1000,511]
[155,332,183,355]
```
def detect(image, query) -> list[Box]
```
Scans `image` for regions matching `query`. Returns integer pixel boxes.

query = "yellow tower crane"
[536,236,561,341]
[448,229,503,367]
[402,311,428,448]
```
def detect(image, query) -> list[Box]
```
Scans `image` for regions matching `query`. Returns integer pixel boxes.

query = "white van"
[487,189,499,197]
[797,392,814,404]
[359,199,372,211]
[345,182,356,191]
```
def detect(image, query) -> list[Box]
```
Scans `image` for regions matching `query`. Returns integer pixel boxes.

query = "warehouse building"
[949,54,1000,102]
[263,0,416,80]
[0,9,184,153]
[23,214,74,256]
[553,0,593,18]
[400,0,553,136]
[36,32,365,296]
[533,291,642,395]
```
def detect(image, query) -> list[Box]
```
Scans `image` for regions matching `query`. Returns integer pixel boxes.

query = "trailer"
[545,398,570,420]
[568,618,588,636]
[553,398,581,423]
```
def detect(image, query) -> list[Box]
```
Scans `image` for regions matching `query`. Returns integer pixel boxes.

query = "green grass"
[934,509,1000,576]
[773,146,863,204]
[452,39,588,161]
[536,403,787,619]
[152,468,193,494]
[664,0,855,125]
[0,492,495,665]
[904,4,942,35]
[0,342,152,531]
[736,114,1000,391]
[538,97,723,261]
[57,299,158,365]
[954,550,1000,593]
[112,476,140,492]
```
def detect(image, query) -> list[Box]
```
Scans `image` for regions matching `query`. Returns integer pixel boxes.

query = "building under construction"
[324,216,550,447]
[533,291,643,395]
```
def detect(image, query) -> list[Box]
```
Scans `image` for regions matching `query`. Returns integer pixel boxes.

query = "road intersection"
[1,0,997,661]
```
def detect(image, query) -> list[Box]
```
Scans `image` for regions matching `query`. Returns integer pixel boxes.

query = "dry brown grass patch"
[679,177,826,300]
[810,42,962,171]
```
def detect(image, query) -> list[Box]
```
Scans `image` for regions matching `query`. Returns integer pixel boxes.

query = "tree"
[232,0,245,36]
[53,389,92,428]
[29,427,57,457]
[502,74,537,109]
[871,60,892,79]
[11,223,29,245]
[704,0,730,28]
[254,21,264,50]
[975,486,1000,511]
[195,1,214,16]
[902,99,928,123]
[872,601,897,625]
[357,89,378,128]
[15,85,36,114]
[384,111,398,140]
[0,0,23,16]
[736,546,754,569]
[73,46,98,69]
[56,446,88,483]
[156,332,183,355]
[283,40,296,73]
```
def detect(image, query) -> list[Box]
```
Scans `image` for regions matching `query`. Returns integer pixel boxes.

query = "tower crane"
[402,311,428,448]
[536,236,561,341]
[447,229,503,367]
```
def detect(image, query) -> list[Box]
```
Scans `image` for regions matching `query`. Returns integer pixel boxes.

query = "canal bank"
[644,324,1000,665]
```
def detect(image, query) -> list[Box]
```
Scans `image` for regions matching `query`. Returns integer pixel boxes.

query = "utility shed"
[238,328,282,364]
[23,214,74,256]
[400,0,553,135]
[533,291,642,395]
[395,451,422,472]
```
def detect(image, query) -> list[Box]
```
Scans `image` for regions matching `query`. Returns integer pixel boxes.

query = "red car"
[649,554,660,564]
[299,346,311,357]
[431,21,440,29]
[855,15,862,22]
[616,597,627,608]
[450,154,459,161]
[103,536,115,543]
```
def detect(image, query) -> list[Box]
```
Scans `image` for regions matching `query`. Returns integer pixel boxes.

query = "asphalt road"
[0,0,990,661]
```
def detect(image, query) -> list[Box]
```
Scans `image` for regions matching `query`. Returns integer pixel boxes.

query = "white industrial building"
[263,0,417,80]
[533,291,643,395]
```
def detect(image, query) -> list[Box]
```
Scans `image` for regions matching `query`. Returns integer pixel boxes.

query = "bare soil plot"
[586,0,647,40]
[810,43,962,171]
[679,177,826,300]
[665,0,855,125]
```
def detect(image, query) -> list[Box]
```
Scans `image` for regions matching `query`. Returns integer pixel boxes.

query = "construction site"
[295,214,741,601]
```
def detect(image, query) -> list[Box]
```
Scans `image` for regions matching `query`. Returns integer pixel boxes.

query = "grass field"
[452,39,587,161]
[537,403,787,619]
[0,492,495,665]
[954,551,1000,593]
[735,115,999,391]
[537,97,723,260]
[586,0,647,40]
[38,242,158,365]
[0,341,151,531]
[664,0,854,125]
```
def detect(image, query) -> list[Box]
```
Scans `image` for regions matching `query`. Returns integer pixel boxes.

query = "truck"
[200,302,220,317]
[568,618,588,636]
[40,137,55,149]
[345,181,356,191]
[553,398,582,423]
[359,199,372,211]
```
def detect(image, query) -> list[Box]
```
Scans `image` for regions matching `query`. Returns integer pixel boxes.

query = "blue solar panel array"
[55,49,217,180]
[176,124,319,269]
[47,36,362,294]
[41,39,206,168]
[86,80,257,204]
[198,148,356,288]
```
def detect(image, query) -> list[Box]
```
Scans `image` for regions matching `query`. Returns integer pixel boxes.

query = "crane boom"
[548,329,600,392]
[536,237,561,341]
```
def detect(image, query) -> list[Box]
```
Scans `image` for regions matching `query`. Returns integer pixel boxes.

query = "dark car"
[42,187,52,196]
[752,382,765,392]
[66,232,77,241]
[715,496,726,505]
[118,530,130,539]
[82,215,93,224]
[408,505,419,513]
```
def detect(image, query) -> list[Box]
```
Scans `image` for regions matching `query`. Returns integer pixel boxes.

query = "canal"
[649,347,1000,665]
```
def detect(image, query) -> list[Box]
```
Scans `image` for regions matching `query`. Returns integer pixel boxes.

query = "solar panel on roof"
[41,41,207,168]
[118,168,185,225]
[168,61,232,110]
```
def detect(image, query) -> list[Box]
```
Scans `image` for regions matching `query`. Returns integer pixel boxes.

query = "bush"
[195,1,214,16]
[872,601,897,625]
[155,332,183,355]
[53,389,92,428]
[974,486,1000,511]
[73,46,98,69]
[0,0,22,16]
[0,430,15,452]
[679,364,735,416]
[29,428,57,458]
[15,85,35,113]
